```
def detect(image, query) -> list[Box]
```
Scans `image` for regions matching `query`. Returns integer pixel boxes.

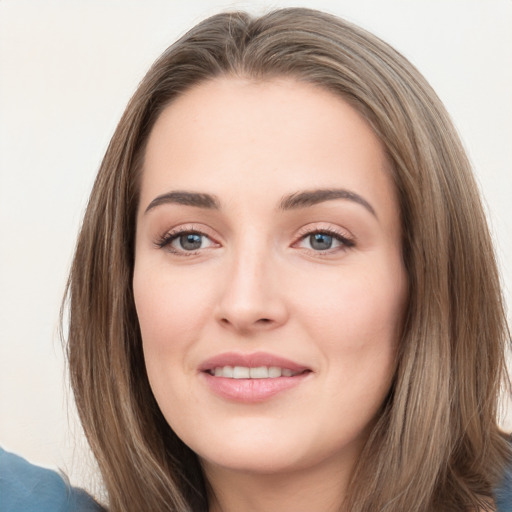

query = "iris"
[180,233,203,250]
[310,233,333,250]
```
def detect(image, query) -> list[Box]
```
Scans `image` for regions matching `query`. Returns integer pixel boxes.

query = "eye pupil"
[310,233,333,250]
[180,233,202,250]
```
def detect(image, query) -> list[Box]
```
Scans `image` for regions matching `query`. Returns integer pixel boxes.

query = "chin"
[183,418,363,478]
[183,424,302,473]
[199,447,312,476]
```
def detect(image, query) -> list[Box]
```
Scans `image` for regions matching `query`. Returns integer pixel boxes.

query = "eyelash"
[293,226,355,255]
[155,225,218,256]
[155,226,355,257]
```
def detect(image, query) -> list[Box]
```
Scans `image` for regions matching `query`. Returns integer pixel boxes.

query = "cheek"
[292,256,406,420]
[306,264,405,413]
[133,262,216,354]
[295,261,406,352]
[132,263,214,418]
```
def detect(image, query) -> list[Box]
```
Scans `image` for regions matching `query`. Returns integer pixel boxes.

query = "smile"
[209,366,304,379]
[199,352,312,402]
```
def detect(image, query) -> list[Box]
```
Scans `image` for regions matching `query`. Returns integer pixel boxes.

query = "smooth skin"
[133,77,407,512]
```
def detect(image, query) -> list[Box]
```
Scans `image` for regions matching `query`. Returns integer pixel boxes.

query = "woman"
[63,8,511,512]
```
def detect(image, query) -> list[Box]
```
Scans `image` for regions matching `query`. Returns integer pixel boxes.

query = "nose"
[214,243,289,335]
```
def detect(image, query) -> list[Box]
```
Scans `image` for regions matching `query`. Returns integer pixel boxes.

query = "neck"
[203,453,353,512]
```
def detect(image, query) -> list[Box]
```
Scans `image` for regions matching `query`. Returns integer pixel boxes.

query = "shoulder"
[0,447,103,511]
[495,458,512,512]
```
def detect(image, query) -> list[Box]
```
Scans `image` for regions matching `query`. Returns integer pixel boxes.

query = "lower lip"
[201,372,310,403]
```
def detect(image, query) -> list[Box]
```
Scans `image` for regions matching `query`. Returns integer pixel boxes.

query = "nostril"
[217,314,282,331]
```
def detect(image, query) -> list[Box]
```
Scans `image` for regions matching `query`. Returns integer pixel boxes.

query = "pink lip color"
[198,352,308,373]
[198,352,311,403]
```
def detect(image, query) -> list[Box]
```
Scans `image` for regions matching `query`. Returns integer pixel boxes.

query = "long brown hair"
[64,8,511,511]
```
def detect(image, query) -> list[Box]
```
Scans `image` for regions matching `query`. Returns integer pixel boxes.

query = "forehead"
[145,77,382,160]
[140,77,398,227]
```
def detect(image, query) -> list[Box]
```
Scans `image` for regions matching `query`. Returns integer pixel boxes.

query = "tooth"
[210,365,301,379]
[222,366,234,378]
[233,366,250,379]
[250,366,269,379]
[268,366,282,378]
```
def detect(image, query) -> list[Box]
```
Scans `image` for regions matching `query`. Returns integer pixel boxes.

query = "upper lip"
[198,352,310,373]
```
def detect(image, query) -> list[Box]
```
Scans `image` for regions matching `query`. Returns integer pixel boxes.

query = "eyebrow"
[144,188,376,217]
[144,191,221,213]
[279,188,377,217]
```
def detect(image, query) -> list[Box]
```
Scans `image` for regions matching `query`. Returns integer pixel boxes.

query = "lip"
[198,351,310,373]
[198,351,312,403]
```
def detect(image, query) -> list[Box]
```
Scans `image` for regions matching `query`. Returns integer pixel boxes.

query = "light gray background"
[1,0,511,493]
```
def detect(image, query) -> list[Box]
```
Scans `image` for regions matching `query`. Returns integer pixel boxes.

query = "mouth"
[207,366,308,379]
[199,352,312,402]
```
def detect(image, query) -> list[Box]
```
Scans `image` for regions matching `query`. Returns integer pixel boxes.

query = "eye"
[295,229,355,253]
[307,232,336,251]
[156,229,217,255]
[174,233,208,251]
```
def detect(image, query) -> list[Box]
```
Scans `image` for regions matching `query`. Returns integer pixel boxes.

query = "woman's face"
[133,78,407,478]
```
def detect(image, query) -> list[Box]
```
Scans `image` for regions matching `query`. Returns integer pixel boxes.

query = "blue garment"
[0,448,102,511]
[496,461,512,512]
[1,445,511,510]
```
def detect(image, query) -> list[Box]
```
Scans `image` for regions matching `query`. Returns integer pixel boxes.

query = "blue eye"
[297,229,354,252]
[177,233,204,251]
[309,233,334,250]
[157,230,216,254]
